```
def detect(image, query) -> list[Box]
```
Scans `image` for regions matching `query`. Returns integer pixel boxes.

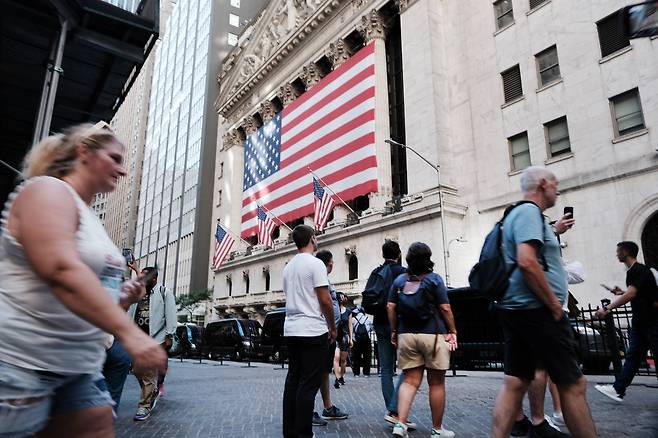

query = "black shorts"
[498,307,583,385]
[325,341,336,373]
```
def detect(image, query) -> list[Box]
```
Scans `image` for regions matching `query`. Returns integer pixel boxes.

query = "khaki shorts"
[397,333,451,370]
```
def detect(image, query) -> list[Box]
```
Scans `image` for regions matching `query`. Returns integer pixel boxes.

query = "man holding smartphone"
[595,241,658,402]
[128,266,177,421]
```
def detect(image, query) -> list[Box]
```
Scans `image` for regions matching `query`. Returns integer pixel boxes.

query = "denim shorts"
[0,360,113,438]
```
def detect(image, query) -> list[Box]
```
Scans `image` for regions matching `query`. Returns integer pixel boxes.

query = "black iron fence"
[364,302,656,378]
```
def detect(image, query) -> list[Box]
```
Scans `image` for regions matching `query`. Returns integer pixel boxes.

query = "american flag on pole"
[257,206,276,247]
[240,42,378,238]
[212,223,235,271]
[313,177,335,232]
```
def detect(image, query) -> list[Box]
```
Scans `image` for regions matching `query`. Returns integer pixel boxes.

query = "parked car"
[259,308,287,363]
[447,287,624,374]
[202,318,262,362]
[173,323,204,358]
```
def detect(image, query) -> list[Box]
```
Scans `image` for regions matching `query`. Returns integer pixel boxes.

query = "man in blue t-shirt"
[491,167,596,438]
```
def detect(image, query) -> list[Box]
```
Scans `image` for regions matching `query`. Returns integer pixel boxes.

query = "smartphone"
[563,206,574,219]
[623,1,658,39]
[122,248,135,265]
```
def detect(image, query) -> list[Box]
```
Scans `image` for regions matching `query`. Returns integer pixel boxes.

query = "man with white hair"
[491,166,597,438]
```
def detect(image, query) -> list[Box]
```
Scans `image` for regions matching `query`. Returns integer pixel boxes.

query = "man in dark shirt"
[595,241,658,402]
[370,240,415,429]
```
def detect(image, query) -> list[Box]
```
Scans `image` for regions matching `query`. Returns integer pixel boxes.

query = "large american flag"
[240,42,378,238]
[257,206,276,247]
[313,177,335,232]
[212,223,235,271]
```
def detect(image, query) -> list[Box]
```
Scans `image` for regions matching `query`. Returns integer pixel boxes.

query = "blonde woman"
[0,123,166,437]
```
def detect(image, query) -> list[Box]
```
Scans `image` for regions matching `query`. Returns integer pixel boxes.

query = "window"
[494,0,514,30]
[610,89,645,137]
[544,117,571,157]
[264,270,270,291]
[501,65,523,103]
[227,33,238,46]
[227,277,232,297]
[229,13,239,27]
[530,0,548,9]
[597,11,630,57]
[230,0,240,7]
[536,45,560,87]
[348,255,358,281]
[509,132,531,171]
[217,189,222,207]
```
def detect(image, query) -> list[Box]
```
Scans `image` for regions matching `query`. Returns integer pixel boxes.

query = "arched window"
[641,212,658,268]
[264,270,271,291]
[244,271,250,294]
[227,276,232,297]
[348,254,358,280]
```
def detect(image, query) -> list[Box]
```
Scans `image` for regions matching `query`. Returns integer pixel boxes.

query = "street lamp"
[385,139,449,283]
[447,237,467,287]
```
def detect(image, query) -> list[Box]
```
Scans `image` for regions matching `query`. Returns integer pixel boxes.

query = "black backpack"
[361,264,395,316]
[353,313,370,342]
[468,201,546,303]
[396,274,437,324]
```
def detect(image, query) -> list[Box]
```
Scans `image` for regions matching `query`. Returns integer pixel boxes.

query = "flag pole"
[258,204,294,232]
[217,219,252,247]
[307,167,359,217]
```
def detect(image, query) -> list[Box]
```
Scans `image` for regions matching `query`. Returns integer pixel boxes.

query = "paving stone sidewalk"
[115,359,658,438]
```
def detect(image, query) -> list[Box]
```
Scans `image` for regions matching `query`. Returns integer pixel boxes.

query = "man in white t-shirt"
[282,225,337,438]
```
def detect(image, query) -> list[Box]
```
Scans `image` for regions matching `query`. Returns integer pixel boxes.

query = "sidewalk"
[115,359,658,437]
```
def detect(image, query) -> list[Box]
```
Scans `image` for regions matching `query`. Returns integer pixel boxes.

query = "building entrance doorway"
[641,211,658,268]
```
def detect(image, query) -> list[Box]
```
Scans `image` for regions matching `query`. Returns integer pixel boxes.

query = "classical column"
[326,38,351,70]
[299,62,322,89]
[242,115,258,136]
[357,9,392,210]
[277,83,300,107]
[259,100,276,123]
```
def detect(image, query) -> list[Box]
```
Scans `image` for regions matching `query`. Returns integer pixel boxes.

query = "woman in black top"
[333,292,353,388]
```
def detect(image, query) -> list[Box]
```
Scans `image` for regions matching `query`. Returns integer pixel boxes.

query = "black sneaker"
[338,377,345,385]
[511,415,531,437]
[321,405,348,420]
[333,379,340,389]
[312,412,328,426]
[530,420,570,438]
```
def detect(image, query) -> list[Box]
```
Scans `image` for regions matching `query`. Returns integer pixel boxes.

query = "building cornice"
[214,0,346,118]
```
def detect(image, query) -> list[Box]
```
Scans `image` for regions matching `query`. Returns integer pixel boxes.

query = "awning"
[0,0,159,206]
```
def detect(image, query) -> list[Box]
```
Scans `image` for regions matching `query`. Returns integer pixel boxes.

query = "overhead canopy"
[0,0,159,206]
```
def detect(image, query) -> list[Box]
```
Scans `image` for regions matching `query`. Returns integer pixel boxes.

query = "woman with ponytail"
[0,123,166,437]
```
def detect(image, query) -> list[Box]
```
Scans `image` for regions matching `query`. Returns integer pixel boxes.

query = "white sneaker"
[595,384,623,402]
[431,427,455,437]
[384,413,417,430]
[392,422,409,438]
[551,412,566,428]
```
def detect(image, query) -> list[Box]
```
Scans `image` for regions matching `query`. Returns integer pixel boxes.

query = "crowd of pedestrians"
[0,123,656,438]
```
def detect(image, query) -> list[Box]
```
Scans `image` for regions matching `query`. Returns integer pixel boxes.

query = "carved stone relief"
[242,115,258,136]
[327,38,351,69]
[299,62,321,88]
[259,100,276,123]
[222,130,240,150]
[277,83,300,106]
[357,9,386,42]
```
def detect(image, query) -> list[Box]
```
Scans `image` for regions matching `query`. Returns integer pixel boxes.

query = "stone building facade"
[211,0,658,322]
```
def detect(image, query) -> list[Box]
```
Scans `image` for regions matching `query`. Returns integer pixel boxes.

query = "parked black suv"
[259,308,287,362]
[172,324,204,358]
[203,318,262,362]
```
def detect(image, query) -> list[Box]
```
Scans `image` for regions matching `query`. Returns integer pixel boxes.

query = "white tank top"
[0,177,125,374]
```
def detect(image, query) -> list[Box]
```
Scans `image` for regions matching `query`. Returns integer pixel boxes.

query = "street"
[115,359,658,437]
